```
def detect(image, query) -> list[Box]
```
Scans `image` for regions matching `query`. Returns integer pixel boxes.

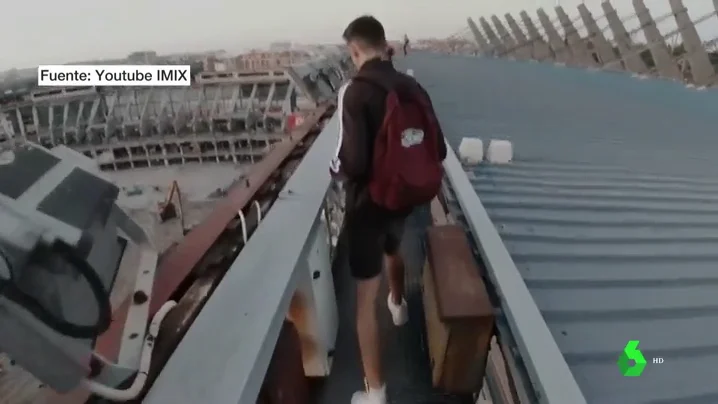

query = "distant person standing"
[402,34,410,55]
[385,45,395,62]
[331,15,447,404]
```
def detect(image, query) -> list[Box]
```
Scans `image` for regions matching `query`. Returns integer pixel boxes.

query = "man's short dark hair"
[342,15,386,49]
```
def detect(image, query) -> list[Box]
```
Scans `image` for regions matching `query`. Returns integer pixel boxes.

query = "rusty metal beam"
[40,105,333,404]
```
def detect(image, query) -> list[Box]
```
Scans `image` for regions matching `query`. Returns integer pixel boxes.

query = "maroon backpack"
[356,73,444,211]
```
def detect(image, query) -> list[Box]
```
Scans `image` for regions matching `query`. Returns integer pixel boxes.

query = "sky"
[2,0,717,70]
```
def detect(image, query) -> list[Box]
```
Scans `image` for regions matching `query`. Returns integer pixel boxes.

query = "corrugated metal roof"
[403,52,718,403]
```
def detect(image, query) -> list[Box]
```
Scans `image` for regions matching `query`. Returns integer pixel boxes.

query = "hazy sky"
[2,0,717,70]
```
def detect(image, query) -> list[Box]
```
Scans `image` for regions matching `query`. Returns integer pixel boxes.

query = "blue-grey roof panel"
[401,52,718,404]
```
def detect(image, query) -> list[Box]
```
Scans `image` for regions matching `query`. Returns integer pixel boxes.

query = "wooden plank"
[426,225,491,320]
[422,260,450,385]
[487,337,519,403]
[422,224,494,393]
[429,197,449,226]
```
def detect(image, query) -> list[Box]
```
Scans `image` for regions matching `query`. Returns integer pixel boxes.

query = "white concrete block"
[0,150,15,166]
[406,69,414,76]
[486,139,513,164]
[458,137,484,165]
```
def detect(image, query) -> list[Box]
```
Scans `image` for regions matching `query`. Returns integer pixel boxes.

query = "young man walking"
[330,15,447,404]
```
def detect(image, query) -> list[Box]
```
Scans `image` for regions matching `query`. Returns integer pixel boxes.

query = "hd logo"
[617,340,647,376]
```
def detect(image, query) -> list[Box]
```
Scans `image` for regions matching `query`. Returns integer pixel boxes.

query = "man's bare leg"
[384,253,405,305]
[385,253,409,326]
[356,276,383,389]
[351,215,406,403]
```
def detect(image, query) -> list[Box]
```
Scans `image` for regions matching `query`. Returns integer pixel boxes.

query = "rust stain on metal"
[40,105,332,404]
[287,293,305,323]
[286,292,319,364]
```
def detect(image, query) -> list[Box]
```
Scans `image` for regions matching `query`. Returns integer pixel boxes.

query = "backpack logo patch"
[401,128,424,148]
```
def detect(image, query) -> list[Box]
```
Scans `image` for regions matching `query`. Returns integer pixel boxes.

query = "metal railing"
[143,112,343,403]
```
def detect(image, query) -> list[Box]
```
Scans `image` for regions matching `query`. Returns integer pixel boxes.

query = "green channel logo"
[617,340,647,377]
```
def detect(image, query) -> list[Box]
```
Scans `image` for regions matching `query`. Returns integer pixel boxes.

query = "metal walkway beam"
[144,112,340,404]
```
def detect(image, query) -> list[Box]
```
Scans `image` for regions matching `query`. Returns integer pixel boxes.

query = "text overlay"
[37,65,192,87]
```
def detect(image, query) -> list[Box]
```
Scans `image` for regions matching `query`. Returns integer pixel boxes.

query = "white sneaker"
[351,385,387,404]
[387,293,408,326]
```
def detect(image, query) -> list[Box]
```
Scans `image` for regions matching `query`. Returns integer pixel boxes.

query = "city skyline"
[2,0,716,70]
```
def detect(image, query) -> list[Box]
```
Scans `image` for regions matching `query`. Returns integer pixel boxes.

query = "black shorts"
[345,203,408,280]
